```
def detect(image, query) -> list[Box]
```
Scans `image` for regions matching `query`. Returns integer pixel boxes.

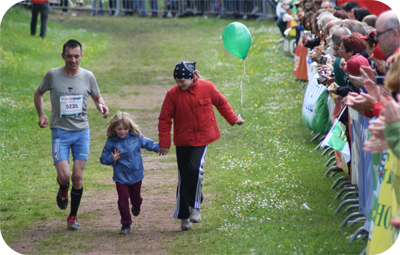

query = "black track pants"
[173,145,207,219]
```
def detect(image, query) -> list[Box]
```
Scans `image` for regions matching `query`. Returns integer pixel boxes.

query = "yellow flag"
[367,149,400,254]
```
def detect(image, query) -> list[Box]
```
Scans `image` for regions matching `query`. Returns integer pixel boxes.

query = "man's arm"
[34,88,48,128]
[91,93,109,118]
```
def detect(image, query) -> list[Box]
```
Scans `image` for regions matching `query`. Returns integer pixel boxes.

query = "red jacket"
[158,77,238,148]
[32,0,48,4]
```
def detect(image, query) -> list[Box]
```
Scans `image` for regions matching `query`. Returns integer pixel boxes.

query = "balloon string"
[238,59,246,119]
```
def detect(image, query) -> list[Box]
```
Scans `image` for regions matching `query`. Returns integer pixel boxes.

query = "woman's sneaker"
[119,225,131,234]
[181,218,192,231]
[131,207,140,217]
[67,215,80,230]
[190,208,201,223]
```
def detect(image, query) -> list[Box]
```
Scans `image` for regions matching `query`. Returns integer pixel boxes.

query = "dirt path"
[10,84,183,255]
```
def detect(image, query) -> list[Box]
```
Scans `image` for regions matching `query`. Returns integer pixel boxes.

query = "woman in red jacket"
[158,61,244,231]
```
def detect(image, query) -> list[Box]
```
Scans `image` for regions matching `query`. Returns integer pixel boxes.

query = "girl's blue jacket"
[100,131,160,185]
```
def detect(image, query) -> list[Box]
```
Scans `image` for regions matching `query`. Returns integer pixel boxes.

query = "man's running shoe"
[67,215,80,230]
[119,225,131,234]
[57,187,69,210]
[131,207,141,217]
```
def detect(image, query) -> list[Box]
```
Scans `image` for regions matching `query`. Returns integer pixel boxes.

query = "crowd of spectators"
[277,0,400,247]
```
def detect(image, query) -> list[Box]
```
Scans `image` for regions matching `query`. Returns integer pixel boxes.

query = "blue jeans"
[31,1,49,38]
[150,0,158,16]
[91,0,104,16]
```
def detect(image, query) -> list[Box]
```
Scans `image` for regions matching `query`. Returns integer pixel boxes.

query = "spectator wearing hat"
[343,54,370,78]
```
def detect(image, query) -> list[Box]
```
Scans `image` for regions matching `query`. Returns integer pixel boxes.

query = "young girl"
[158,61,244,231]
[100,111,160,234]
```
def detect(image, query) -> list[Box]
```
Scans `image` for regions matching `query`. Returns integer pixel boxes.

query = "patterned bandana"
[173,61,196,79]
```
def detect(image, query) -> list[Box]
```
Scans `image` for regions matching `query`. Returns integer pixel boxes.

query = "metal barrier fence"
[17,0,276,19]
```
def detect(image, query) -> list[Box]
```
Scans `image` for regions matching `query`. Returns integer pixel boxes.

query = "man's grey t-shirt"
[39,67,100,131]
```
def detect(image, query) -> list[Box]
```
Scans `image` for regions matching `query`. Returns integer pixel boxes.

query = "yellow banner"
[367,149,400,255]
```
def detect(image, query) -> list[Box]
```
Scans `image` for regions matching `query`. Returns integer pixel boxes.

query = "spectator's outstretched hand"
[349,68,370,89]
[364,79,380,102]
[363,135,389,153]
[320,73,335,85]
[368,115,386,139]
[346,92,377,111]
[360,66,376,81]
[326,82,339,94]
[381,94,400,125]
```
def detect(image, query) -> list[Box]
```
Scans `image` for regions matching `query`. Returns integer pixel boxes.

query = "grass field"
[1,6,368,254]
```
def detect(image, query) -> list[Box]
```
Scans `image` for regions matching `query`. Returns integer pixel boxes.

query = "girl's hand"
[235,117,245,126]
[158,148,169,156]
[111,149,122,161]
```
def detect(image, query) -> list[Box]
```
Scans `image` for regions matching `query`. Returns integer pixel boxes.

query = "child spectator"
[100,111,160,234]
[158,61,244,231]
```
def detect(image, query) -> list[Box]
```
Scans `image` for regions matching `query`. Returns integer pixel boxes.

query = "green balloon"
[222,22,252,60]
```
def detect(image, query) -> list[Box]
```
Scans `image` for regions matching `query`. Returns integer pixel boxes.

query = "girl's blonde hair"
[105,111,141,137]
[194,70,201,79]
[384,54,400,92]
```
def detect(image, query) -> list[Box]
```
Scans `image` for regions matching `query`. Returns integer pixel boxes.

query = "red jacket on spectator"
[158,76,238,148]
[32,0,48,4]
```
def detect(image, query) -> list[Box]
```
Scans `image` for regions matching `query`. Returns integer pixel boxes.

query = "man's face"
[62,47,82,71]
[375,19,396,56]
[332,44,341,58]
[340,42,353,61]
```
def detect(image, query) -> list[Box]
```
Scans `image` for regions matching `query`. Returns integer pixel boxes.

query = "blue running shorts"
[51,128,90,164]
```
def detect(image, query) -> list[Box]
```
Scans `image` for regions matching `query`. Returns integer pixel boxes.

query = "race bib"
[60,95,83,118]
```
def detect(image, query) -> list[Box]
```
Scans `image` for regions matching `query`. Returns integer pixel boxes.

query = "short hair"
[383,13,400,32]
[105,111,141,137]
[324,19,343,35]
[362,14,378,28]
[63,39,82,54]
[353,8,371,22]
[317,12,336,28]
[341,33,367,54]
[332,27,351,45]
[341,20,367,35]
[333,10,348,19]
[343,1,360,12]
